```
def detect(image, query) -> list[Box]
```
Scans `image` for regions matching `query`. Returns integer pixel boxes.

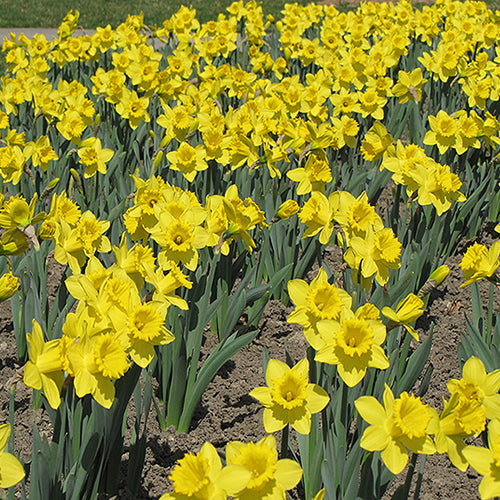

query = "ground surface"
[0,223,498,499]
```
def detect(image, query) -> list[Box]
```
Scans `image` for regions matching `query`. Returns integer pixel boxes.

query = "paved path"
[0,28,96,41]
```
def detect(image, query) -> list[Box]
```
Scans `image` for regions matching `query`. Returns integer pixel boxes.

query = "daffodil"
[24,320,64,409]
[424,110,458,155]
[355,384,436,474]
[315,304,389,387]
[347,227,402,286]
[219,435,303,499]
[460,242,500,287]
[462,419,500,500]
[0,424,25,488]
[382,293,425,341]
[250,358,329,434]
[287,268,352,350]
[160,442,232,499]
[77,136,114,178]
[299,191,337,245]
[447,356,500,421]
[434,390,486,472]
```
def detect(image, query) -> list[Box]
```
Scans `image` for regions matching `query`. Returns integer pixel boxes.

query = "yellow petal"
[355,396,386,426]
[274,458,303,490]
[360,425,390,452]
[305,384,330,414]
[265,359,289,385]
[249,386,273,407]
[381,439,408,474]
[0,452,25,488]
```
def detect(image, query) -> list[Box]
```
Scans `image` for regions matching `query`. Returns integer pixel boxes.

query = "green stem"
[281,424,289,459]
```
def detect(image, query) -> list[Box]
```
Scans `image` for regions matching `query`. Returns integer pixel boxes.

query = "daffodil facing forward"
[160,442,233,500]
[249,358,329,434]
[355,384,436,474]
[219,435,303,499]
[315,304,389,387]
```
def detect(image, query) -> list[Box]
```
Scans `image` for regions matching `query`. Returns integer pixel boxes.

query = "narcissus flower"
[287,268,352,350]
[250,358,329,434]
[463,419,500,500]
[315,304,389,387]
[460,242,500,287]
[77,137,114,178]
[275,200,299,220]
[382,293,425,341]
[219,435,303,499]
[424,110,458,154]
[160,442,234,500]
[0,424,25,488]
[355,384,436,474]
[347,227,401,286]
[447,356,500,421]
[24,320,64,409]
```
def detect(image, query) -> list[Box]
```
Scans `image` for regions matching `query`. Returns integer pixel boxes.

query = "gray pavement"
[0,28,96,42]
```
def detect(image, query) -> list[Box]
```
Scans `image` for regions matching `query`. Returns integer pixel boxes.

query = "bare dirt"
[0,226,498,499]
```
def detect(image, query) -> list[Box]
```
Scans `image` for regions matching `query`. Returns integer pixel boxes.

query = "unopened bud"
[0,272,19,301]
[276,200,299,220]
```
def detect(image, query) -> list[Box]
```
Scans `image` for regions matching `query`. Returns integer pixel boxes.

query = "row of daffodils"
[0,0,499,498]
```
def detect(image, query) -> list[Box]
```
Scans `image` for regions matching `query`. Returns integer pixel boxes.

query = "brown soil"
[0,227,498,499]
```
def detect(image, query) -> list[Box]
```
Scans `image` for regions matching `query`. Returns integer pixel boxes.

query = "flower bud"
[0,272,19,301]
[429,264,450,286]
[276,200,299,220]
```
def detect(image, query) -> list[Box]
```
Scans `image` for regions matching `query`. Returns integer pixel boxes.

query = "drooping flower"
[382,293,425,341]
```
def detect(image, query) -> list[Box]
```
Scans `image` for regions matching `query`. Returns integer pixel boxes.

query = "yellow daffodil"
[77,136,114,178]
[286,151,332,195]
[287,268,352,350]
[0,424,25,488]
[250,358,330,434]
[160,442,234,500]
[462,419,500,500]
[219,435,303,499]
[299,191,337,245]
[434,390,486,472]
[166,142,208,183]
[424,110,458,155]
[355,384,436,474]
[447,356,500,421]
[347,227,402,286]
[392,68,427,103]
[460,242,500,287]
[275,200,299,220]
[24,320,64,409]
[315,304,389,387]
[382,293,425,341]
